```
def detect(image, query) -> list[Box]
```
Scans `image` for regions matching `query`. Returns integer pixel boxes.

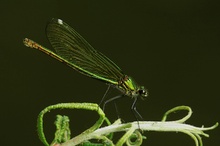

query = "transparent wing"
[46,18,124,84]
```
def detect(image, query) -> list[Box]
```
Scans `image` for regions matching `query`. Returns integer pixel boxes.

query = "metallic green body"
[24,18,147,100]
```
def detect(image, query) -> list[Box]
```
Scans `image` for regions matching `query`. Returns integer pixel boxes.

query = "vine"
[37,103,218,146]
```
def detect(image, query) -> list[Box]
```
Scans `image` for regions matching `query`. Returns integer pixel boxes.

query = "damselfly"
[23,18,148,120]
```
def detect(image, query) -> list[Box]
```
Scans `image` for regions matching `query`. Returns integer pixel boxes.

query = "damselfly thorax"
[117,75,147,99]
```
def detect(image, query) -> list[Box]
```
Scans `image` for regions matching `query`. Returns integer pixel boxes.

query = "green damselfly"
[24,18,148,120]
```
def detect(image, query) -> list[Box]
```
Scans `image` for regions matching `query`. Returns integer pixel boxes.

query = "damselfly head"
[138,86,148,100]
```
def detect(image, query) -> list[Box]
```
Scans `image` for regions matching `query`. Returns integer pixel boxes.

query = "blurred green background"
[1,0,219,145]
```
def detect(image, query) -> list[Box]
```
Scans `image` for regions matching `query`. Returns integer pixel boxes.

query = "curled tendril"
[162,106,192,123]
[126,130,145,146]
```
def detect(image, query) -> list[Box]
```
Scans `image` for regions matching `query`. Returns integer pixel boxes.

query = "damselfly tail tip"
[23,38,34,48]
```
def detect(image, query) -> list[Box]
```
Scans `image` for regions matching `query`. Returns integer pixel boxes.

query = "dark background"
[1,0,219,145]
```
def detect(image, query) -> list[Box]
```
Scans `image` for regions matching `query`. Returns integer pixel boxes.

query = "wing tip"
[50,18,63,24]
